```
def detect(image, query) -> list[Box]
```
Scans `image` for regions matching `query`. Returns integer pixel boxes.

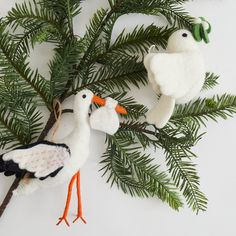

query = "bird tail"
[0,154,5,173]
[0,154,25,178]
[146,95,175,129]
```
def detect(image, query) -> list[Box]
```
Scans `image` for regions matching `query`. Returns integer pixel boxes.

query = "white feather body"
[12,90,93,195]
[145,51,205,103]
[144,30,206,128]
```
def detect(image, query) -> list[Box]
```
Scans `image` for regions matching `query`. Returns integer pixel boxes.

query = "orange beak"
[92,95,128,115]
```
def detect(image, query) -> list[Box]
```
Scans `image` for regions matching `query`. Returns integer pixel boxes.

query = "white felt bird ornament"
[0,89,127,226]
[144,29,205,128]
[90,97,124,135]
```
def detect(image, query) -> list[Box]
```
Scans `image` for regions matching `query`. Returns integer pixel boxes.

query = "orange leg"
[73,171,87,224]
[57,173,77,227]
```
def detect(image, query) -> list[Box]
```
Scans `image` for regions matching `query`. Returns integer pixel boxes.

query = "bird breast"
[176,51,205,104]
[61,123,91,176]
[145,51,205,104]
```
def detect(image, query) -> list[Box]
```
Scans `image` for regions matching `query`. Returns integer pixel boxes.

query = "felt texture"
[144,29,205,128]
[2,141,70,178]
[0,90,124,196]
[11,90,94,195]
[146,95,175,129]
[0,141,69,179]
[193,17,211,43]
[90,97,120,135]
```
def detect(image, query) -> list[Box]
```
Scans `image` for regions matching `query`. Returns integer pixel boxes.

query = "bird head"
[167,29,199,53]
[74,90,127,115]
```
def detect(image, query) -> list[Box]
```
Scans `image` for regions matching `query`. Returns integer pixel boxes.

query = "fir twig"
[202,72,219,91]
[172,94,236,126]
[101,136,183,210]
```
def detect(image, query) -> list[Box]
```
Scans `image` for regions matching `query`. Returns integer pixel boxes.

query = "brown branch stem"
[0,178,21,218]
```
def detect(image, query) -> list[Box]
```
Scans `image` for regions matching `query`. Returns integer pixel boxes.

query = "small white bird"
[90,97,121,135]
[0,89,127,226]
[144,29,205,128]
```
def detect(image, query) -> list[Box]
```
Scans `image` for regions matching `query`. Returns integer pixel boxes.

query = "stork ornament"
[0,90,127,226]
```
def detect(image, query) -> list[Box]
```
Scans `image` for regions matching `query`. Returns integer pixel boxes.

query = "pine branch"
[60,4,123,100]
[163,144,208,213]
[119,121,203,151]
[5,0,84,53]
[0,75,43,148]
[101,136,183,210]
[172,94,236,126]
[202,72,219,91]
[154,3,193,29]
[40,0,83,18]
[118,121,207,213]
[4,0,70,53]
[72,55,147,95]
[103,13,122,49]
[39,0,84,37]
[92,25,176,64]
[0,109,25,148]
[12,24,44,53]
[10,99,43,143]
[49,38,85,98]
[12,24,61,53]
[77,0,127,70]
[0,26,51,108]
[79,8,110,66]
[0,102,42,149]
[111,0,193,28]
[6,0,63,35]
[119,121,160,149]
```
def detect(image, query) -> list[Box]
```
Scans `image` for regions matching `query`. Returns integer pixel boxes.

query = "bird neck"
[71,107,90,139]
[74,107,90,126]
[61,107,90,146]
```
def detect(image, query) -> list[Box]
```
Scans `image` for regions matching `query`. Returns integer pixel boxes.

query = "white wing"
[144,53,161,94]
[3,142,70,178]
[149,53,190,98]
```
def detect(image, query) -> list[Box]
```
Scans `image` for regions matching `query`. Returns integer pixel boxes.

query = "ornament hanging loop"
[148,45,157,53]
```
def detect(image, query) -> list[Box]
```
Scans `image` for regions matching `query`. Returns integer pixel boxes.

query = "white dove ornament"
[90,97,121,135]
[144,29,205,128]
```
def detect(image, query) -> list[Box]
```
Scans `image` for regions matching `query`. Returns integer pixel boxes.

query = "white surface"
[0,0,236,235]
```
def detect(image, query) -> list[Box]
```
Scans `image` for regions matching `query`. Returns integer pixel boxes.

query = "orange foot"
[73,215,87,224]
[57,216,70,227]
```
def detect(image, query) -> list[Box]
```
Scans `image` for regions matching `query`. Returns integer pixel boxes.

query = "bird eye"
[182,33,188,38]
[82,94,86,99]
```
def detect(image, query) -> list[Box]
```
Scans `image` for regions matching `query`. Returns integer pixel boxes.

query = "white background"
[0,0,236,235]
